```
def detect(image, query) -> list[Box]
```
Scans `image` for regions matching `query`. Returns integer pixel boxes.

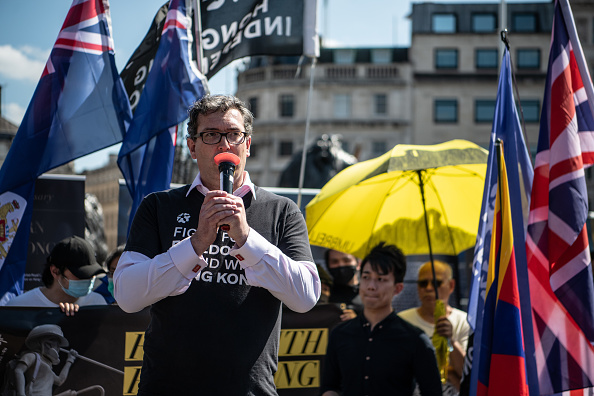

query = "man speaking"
[114,95,321,395]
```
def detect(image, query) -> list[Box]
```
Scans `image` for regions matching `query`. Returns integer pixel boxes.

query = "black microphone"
[214,152,240,231]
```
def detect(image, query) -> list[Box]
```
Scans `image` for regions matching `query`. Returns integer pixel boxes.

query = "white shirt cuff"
[169,237,207,278]
[230,228,268,268]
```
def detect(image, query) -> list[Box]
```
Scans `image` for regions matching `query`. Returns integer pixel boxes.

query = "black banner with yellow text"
[0,303,341,395]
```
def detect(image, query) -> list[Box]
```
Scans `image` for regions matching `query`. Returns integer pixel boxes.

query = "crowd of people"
[1,95,476,396]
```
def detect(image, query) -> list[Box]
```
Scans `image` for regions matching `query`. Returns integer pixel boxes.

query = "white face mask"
[59,276,95,298]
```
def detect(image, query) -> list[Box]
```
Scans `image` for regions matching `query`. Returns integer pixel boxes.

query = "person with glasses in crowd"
[4,236,107,315]
[114,94,320,396]
[398,260,470,394]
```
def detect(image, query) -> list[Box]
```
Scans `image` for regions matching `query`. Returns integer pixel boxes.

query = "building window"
[475,100,496,123]
[512,13,537,32]
[517,49,540,69]
[371,49,391,64]
[249,143,257,158]
[476,49,498,69]
[372,141,387,156]
[334,94,351,118]
[374,94,388,115]
[434,99,458,123]
[432,14,457,33]
[519,100,540,123]
[435,49,458,69]
[472,13,497,33]
[248,97,258,118]
[575,17,588,45]
[279,94,294,117]
[279,141,293,157]
[334,49,356,64]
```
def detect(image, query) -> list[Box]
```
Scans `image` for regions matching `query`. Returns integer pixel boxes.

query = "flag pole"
[499,0,506,62]
[192,0,205,74]
[500,30,530,151]
[559,0,594,116]
[296,57,316,209]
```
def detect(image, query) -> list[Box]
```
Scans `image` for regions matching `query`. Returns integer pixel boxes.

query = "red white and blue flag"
[526,0,594,393]
[476,142,529,396]
[117,0,207,230]
[0,0,131,303]
[466,45,537,395]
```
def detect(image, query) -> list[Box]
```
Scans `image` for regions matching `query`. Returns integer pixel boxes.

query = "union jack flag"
[526,0,594,393]
[44,0,116,75]
[0,0,131,303]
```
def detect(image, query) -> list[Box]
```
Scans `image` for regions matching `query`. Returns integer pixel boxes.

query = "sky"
[0,0,542,171]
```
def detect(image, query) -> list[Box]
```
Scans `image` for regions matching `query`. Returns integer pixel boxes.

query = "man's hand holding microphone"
[191,153,250,257]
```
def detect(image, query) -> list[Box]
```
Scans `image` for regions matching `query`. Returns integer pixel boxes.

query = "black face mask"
[329,266,357,286]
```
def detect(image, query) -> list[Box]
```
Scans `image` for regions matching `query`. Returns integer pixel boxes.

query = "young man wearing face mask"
[325,249,363,321]
[5,236,107,314]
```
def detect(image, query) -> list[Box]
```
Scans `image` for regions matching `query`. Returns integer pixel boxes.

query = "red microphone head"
[214,152,240,166]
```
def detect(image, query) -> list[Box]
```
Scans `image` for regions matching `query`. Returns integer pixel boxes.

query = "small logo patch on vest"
[192,264,202,272]
[235,254,244,261]
[177,213,191,223]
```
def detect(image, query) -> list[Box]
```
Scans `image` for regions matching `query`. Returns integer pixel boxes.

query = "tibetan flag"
[0,0,131,303]
[526,0,594,393]
[476,143,529,396]
[466,45,536,394]
[117,0,207,231]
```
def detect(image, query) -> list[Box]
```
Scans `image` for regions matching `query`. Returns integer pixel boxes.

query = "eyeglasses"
[199,131,248,145]
[417,279,446,288]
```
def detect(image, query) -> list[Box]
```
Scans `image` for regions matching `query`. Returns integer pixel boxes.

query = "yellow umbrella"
[306,139,488,259]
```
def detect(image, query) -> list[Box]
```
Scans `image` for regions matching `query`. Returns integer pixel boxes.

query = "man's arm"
[114,239,202,313]
[449,339,465,379]
[231,228,320,313]
[115,189,320,313]
[114,191,209,313]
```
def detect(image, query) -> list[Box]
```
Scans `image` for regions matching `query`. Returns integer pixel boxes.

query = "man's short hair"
[361,242,406,283]
[418,260,453,280]
[186,94,254,140]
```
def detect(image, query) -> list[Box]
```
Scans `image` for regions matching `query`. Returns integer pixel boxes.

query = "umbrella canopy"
[306,139,488,259]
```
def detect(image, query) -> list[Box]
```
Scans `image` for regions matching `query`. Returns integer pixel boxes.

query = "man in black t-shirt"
[114,95,321,395]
